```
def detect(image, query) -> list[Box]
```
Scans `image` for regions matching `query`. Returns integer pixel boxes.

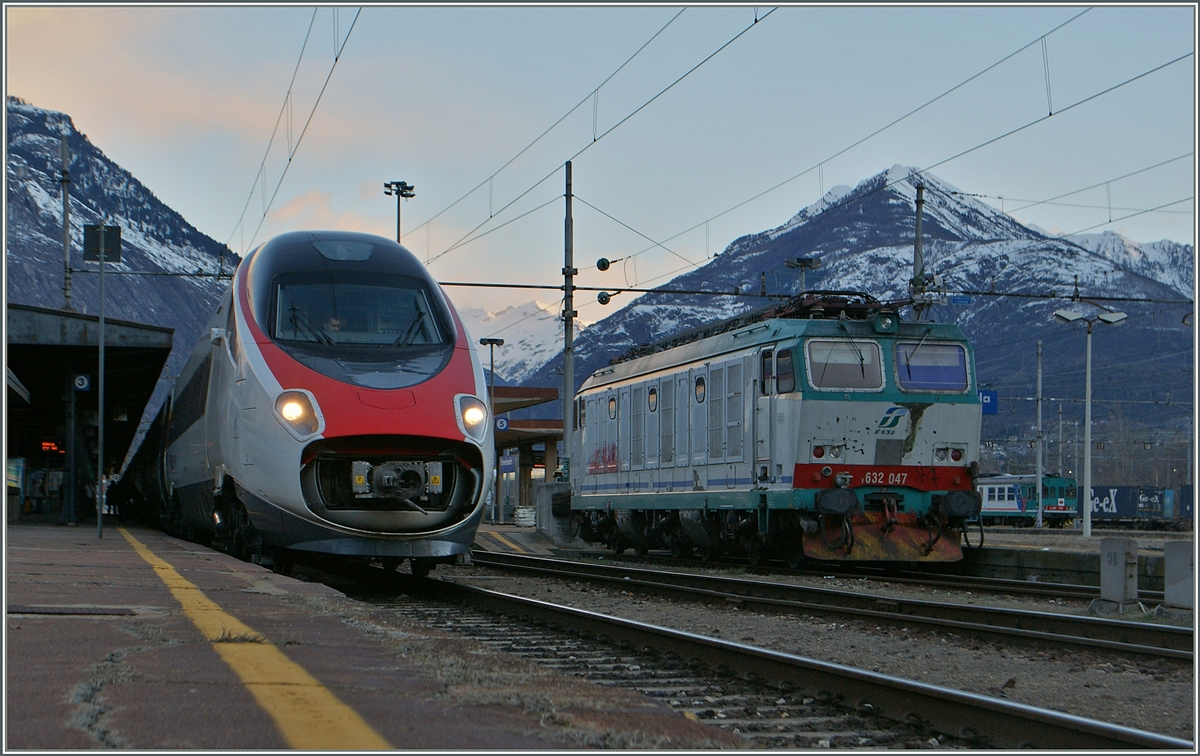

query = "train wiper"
[288,306,335,345]
[903,326,934,379]
[837,322,867,378]
[394,311,426,346]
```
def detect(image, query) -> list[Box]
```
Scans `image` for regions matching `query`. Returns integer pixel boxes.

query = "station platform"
[473,522,559,556]
[4,522,729,750]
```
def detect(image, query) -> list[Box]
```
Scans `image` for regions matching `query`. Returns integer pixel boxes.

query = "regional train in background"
[114,231,494,576]
[976,474,1193,530]
[567,290,984,566]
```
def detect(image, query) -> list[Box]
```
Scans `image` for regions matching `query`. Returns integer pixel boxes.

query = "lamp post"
[480,337,504,524]
[383,181,415,243]
[1052,308,1127,537]
[784,256,822,294]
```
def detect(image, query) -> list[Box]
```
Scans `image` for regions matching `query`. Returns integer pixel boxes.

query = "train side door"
[755,347,775,474]
[618,386,631,491]
[676,373,691,482]
[690,367,708,468]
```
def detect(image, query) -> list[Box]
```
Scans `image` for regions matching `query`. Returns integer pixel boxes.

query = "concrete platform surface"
[474,523,560,555]
[5,523,737,750]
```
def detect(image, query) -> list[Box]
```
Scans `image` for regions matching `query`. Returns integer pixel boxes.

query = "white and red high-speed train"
[119,231,493,575]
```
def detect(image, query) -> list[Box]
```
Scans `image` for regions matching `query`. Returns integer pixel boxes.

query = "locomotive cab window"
[895,342,969,392]
[272,272,446,347]
[805,339,883,390]
[776,349,795,393]
[760,350,774,395]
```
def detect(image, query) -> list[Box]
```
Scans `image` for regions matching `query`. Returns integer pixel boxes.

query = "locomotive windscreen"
[273,273,446,347]
[895,342,968,392]
[806,339,883,389]
[244,231,458,389]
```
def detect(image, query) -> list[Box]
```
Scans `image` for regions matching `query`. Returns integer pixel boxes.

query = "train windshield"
[895,342,968,392]
[273,274,446,347]
[806,339,883,390]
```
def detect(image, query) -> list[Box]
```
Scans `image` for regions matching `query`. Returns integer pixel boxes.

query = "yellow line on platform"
[118,528,391,750]
[485,531,527,554]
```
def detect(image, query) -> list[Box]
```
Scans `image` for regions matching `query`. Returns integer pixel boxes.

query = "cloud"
[265,189,390,237]
[6,8,300,146]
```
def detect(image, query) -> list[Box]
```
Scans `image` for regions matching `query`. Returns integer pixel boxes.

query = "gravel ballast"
[444,563,1194,742]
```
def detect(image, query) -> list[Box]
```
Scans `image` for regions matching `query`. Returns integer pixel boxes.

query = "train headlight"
[456,395,489,443]
[274,390,322,439]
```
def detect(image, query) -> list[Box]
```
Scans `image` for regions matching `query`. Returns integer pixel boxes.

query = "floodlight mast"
[383,181,415,243]
[1052,307,1127,537]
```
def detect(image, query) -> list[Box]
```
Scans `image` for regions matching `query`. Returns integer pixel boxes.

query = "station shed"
[490,386,562,519]
[5,303,172,524]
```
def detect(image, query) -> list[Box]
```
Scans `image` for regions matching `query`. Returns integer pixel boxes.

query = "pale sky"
[5,4,1196,318]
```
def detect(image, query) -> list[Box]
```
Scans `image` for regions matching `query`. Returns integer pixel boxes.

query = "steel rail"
[831,563,1167,603]
[578,549,1169,602]
[471,551,1192,661]
[410,577,1191,750]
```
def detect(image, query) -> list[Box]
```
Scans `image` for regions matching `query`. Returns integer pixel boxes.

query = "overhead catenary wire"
[583,8,1098,273]
[574,196,703,270]
[225,8,318,252]
[226,8,363,254]
[425,7,778,266]
[407,8,687,238]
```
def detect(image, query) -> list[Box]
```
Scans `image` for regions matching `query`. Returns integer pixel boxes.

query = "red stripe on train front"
[793,464,974,492]
[237,272,476,440]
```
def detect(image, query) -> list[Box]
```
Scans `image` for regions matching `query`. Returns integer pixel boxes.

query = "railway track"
[564,548,1168,603]
[471,551,1192,662]
[355,571,1190,750]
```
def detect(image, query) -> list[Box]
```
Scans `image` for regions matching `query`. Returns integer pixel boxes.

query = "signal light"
[813,446,825,459]
[951,449,963,462]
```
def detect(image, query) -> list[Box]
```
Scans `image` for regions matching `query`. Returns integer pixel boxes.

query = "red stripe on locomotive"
[793,463,974,492]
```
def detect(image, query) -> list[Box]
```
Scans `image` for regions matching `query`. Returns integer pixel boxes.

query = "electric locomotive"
[118,230,493,575]
[568,292,982,565]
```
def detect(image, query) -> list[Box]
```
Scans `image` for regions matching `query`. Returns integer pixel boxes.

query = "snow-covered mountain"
[6,97,235,435]
[6,98,233,352]
[519,165,1193,438]
[1066,231,1193,299]
[458,300,586,384]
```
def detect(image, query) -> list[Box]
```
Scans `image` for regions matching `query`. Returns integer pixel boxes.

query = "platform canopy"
[6,303,173,473]
[491,386,558,415]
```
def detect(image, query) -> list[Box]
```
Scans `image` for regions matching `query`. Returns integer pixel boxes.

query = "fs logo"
[875,406,907,435]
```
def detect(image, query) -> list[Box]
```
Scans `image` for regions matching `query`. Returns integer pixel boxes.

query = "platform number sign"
[74,374,90,392]
[978,389,998,415]
[495,417,509,431]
